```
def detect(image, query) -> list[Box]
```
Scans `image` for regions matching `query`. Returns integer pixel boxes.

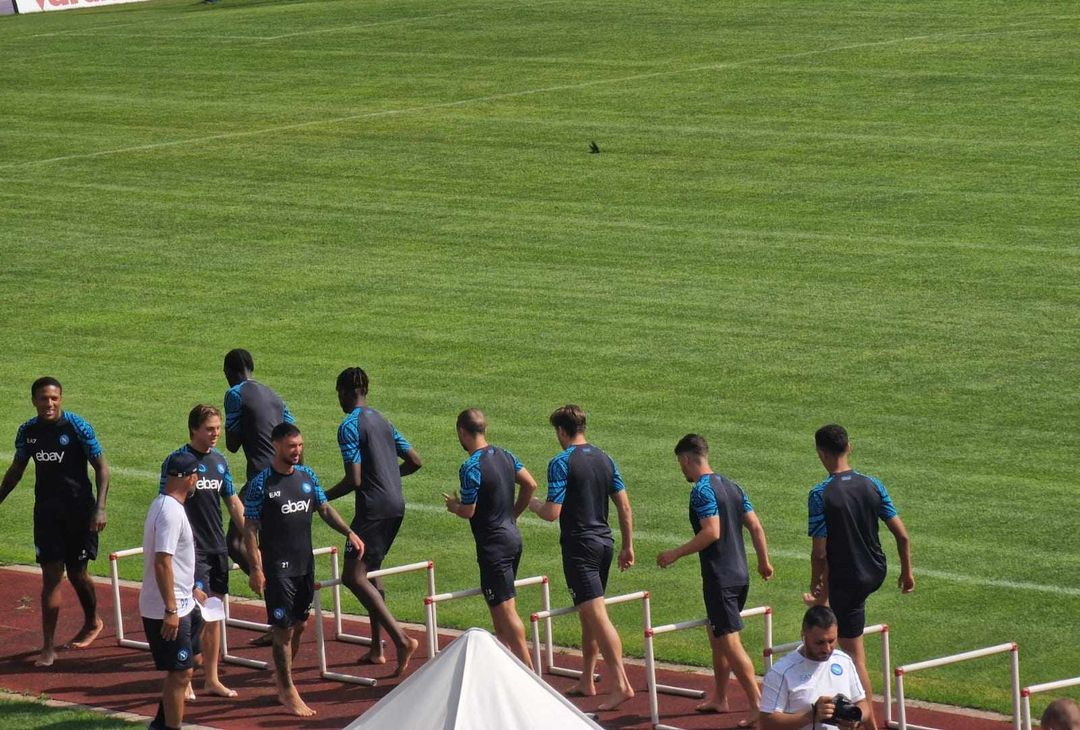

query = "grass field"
[0,694,139,728]
[1,0,1077,717]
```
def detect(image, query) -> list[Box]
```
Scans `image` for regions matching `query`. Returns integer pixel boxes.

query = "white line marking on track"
[8,455,1069,597]
[0,22,1063,171]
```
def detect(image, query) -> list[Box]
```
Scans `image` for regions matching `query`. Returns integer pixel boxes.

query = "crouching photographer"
[760,606,871,729]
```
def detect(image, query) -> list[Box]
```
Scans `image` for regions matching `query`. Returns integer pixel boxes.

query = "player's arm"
[744,510,774,580]
[886,516,914,593]
[243,519,264,596]
[224,494,245,530]
[317,502,364,557]
[529,497,560,521]
[807,537,829,605]
[153,551,181,639]
[325,462,361,501]
[530,455,565,522]
[657,515,718,568]
[612,489,634,571]
[0,456,29,505]
[399,448,422,477]
[512,467,537,520]
[89,454,111,532]
[223,388,242,453]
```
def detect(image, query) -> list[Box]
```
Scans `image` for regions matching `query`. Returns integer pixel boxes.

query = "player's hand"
[758,560,774,581]
[899,570,915,594]
[442,492,461,514]
[347,531,365,560]
[193,587,208,605]
[656,550,679,569]
[91,507,107,533]
[803,591,828,607]
[249,569,265,597]
[618,546,634,571]
[528,497,543,515]
[162,613,180,641]
[813,696,835,724]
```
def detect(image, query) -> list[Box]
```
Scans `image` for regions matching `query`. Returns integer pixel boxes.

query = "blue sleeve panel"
[807,480,828,538]
[338,412,361,464]
[158,450,176,494]
[459,455,482,506]
[66,413,102,459]
[506,449,524,472]
[299,466,327,507]
[609,458,626,494]
[243,471,267,520]
[224,384,243,433]
[870,476,899,520]
[546,449,571,505]
[13,420,32,462]
[740,486,754,513]
[392,427,411,458]
[690,477,719,519]
[219,452,237,497]
[282,402,296,425]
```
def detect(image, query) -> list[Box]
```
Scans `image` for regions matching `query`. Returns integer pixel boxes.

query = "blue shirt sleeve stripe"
[871,476,898,520]
[220,455,236,497]
[459,457,481,506]
[282,402,296,425]
[741,487,754,514]
[338,413,361,464]
[158,451,174,494]
[690,478,719,519]
[67,413,102,459]
[505,449,524,472]
[243,472,266,520]
[610,458,626,494]
[546,452,569,505]
[13,421,30,461]
[392,428,412,458]
[808,484,827,538]
[224,384,242,433]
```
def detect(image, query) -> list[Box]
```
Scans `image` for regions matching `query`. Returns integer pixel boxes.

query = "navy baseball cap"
[166,451,200,477]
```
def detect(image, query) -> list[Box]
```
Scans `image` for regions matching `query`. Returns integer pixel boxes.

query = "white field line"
[0,23,1063,171]
[3,454,1076,597]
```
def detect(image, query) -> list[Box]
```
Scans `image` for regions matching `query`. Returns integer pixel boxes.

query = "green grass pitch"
[0,0,1077,716]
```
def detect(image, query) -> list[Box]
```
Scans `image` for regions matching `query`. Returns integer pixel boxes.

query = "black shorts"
[346,516,403,567]
[478,546,522,607]
[34,501,98,567]
[562,540,613,606]
[265,573,314,629]
[829,575,885,639]
[703,580,748,637]
[144,607,204,672]
[194,551,230,596]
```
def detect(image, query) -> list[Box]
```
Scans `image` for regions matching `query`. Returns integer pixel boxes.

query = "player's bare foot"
[34,648,56,667]
[695,698,731,713]
[565,681,597,698]
[204,681,238,698]
[250,631,274,648]
[392,636,419,677]
[64,618,104,649]
[185,683,196,701]
[598,686,634,712]
[357,649,386,665]
[278,688,316,717]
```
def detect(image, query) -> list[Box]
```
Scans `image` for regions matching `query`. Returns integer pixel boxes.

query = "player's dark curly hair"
[802,605,837,632]
[271,422,301,441]
[674,433,709,458]
[223,348,254,374]
[31,376,62,398]
[815,424,849,456]
[336,367,370,397]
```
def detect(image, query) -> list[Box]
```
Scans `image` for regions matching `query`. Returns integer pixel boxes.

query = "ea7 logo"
[268,491,282,498]
[281,499,310,515]
[35,451,65,463]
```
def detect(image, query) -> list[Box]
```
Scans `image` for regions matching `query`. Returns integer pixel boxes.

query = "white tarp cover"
[345,627,604,729]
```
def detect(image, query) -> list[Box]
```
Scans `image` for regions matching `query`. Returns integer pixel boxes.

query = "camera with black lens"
[831,693,862,724]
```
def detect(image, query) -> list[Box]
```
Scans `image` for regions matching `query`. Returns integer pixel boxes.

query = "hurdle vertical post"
[109,547,149,650]
[1021,677,1080,730]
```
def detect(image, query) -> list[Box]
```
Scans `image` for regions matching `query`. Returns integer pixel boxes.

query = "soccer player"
[324,367,422,676]
[222,348,295,574]
[243,423,362,718]
[0,377,111,667]
[140,450,203,730]
[444,408,537,667]
[805,424,914,730]
[656,434,773,726]
[159,405,244,699]
[529,404,635,711]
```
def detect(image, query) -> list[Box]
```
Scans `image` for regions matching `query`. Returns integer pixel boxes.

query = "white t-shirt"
[759,645,865,730]
[139,494,196,620]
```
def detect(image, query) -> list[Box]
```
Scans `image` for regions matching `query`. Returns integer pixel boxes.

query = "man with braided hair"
[325,367,422,676]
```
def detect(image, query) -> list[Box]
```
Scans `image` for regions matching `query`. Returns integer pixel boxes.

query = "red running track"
[0,566,1012,730]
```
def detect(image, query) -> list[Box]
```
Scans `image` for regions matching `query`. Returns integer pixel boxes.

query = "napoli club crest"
[217,463,226,474]
[178,649,190,662]
[198,463,207,473]
[302,482,312,494]
[273,607,286,620]
[58,434,70,446]
[831,663,843,676]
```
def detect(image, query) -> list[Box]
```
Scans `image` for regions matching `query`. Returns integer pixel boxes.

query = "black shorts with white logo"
[264,573,314,629]
[829,574,885,639]
[34,501,98,567]
[194,551,230,596]
[478,546,522,607]
[562,539,613,606]
[703,579,748,637]
[144,607,203,672]
[346,515,403,568]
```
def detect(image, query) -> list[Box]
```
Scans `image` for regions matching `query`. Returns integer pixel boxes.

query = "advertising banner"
[14,0,148,12]
[1,0,16,15]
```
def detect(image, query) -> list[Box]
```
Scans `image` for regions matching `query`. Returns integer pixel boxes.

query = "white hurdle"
[1022,676,1080,730]
[426,575,555,667]
[529,591,651,682]
[764,624,893,727]
[109,546,151,650]
[645,606,774,730]
[895,642,1020,730]
[312,560,437,685]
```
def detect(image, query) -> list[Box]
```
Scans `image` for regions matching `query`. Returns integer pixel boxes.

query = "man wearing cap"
[140,450,202,730]
[159,405,244,699]
[243,423,363,718]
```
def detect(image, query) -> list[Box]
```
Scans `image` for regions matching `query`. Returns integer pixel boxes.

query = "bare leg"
[697,629,732,712]
[489,599,532,670]
[271,626,315,717]
[163,668,193,727]
[35,562,64,667]
[64,562,103,649]
[342,558,417,676]
[715,631,761,725]
[839,635,877,730]
[568,616,598,697]
[579,599,634,711]
[200,616,236,698]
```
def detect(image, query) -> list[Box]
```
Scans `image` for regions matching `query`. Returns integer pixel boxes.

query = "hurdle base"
[223,654,269,670]
[889,722,938,730]
[655,682,705,699]
[321,670,377,686]
[227,617,270,632]
[335,631,384,648]
[120,639,150,651]
[548,666,602,682]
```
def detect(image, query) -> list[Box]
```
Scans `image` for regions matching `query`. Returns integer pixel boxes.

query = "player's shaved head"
[674,433,709,459]
[1042,698,1080,730]
[549,405,587,436]
[456,408,487,435]
[31,376,62,398]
